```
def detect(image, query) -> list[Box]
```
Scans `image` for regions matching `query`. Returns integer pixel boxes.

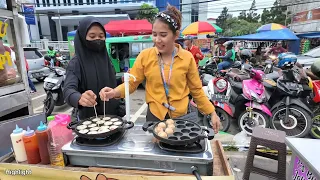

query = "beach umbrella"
[182,21,222,35]
[256,23,287,33]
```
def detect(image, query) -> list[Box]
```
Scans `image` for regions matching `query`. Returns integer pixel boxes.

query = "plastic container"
[48,114,73,166]
[36,121,50,164]
[22,126,41,164]
[10,125,27,162]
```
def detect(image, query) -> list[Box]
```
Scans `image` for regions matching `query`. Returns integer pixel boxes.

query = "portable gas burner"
[62,125,214,175]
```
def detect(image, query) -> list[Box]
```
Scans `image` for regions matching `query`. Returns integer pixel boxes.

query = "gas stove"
[62,125,213,175]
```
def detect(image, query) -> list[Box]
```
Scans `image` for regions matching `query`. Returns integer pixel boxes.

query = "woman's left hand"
[211,112,220,134]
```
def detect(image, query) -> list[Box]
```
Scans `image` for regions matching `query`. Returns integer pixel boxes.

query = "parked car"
[24,47,50,82]
[297,46,320,69]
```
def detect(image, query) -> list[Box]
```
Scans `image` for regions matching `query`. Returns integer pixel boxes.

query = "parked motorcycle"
[43,66,66,116]
[226,65,272,135]
[268,67,313,138]
[308,80,320,139]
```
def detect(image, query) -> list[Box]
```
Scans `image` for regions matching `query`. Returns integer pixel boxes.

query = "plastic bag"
[233,131,251,146]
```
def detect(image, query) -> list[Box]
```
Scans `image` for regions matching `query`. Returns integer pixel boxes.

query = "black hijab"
[74,16,120,118]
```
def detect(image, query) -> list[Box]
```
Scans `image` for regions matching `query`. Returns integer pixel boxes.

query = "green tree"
[223,17,262,36]
[238,10,247,21]
[259,0,290,25]
[246,0,260,23]
[136,3,159,23]
[216,7,232,31]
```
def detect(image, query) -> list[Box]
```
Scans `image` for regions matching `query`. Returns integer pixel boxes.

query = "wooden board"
[0,140,234,180]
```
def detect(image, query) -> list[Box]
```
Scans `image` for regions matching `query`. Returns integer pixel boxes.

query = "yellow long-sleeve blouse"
[115,44,215,120]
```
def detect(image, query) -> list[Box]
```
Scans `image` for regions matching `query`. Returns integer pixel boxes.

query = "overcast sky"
[206,0,275,19]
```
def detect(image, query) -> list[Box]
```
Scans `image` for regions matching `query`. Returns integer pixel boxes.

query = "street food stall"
[0,0,33,121]
[0,112,234,180]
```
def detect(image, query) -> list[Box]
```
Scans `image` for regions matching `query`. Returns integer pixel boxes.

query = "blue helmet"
[277,53,297,69]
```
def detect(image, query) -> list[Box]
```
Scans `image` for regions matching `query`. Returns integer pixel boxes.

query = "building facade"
[25,0,155,41]
[281,0,320,33]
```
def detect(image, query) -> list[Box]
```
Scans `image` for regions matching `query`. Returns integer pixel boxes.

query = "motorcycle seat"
[229,78,243,91]
[266,72,280,81]
[226,69,250,82]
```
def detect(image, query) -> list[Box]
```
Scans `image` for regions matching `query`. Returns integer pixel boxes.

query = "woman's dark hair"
[154,4,182,34]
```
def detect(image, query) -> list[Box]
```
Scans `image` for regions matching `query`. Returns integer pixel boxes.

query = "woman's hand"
[78,90,97,107]
[211,111,221,134]
[99,87,120,101]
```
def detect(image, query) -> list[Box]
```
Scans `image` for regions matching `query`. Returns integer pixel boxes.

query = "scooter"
[227,65,272,135]
[43,66,66,116]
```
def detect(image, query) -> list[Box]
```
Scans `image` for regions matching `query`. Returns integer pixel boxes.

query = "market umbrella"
[181,21,222,35]
[256,23,287,33]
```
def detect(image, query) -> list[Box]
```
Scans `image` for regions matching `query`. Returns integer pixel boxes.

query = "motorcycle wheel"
[271,105,312,138]
[310,113,320,139]
[238,109,270,135]
[203,107,231,132]
[44,92,55,117]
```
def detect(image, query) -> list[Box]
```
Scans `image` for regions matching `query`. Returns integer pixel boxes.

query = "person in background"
[265,41,287,57]
[25,57,37,93]
[184,36,204,66]
[47,46,57,67]
[99,4,220,133]
[255,42,264,65]
[63,17,123,120]
[217,41,236,71]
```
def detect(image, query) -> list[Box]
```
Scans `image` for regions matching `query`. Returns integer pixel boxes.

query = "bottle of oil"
[36,121,50,164]
[23,126,41,164]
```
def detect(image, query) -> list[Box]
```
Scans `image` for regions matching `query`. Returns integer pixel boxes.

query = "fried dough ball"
[158,131,168,139]
[158,122,166,128]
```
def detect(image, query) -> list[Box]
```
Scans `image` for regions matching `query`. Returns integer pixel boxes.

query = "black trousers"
[146,106,170,122]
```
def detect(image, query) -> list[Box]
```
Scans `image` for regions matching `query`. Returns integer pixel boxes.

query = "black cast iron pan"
[67,115,134,139]
[142,119,214,146]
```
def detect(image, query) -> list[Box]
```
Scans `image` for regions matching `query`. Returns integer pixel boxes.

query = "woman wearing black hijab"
[63,17,121,119]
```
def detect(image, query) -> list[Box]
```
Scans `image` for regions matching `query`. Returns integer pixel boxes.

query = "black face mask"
[86,39,105,52]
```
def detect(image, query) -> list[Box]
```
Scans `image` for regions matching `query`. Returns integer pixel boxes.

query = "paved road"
[30,79,148,119]
[30,78,240,135]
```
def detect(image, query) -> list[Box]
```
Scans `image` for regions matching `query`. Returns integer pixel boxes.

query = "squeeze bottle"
[10,125,27,162]
[36,121,50,164]
[23,126,41,164]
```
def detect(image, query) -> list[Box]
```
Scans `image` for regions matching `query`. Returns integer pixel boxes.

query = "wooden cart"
[0,140,234,180]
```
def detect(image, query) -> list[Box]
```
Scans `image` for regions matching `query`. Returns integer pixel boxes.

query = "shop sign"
[0,20,11,70]
[293,8,320,23]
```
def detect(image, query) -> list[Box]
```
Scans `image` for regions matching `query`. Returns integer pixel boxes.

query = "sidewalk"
[225,151,292,180]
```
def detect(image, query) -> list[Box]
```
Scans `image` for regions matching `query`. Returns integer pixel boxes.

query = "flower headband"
[155,12,178,30]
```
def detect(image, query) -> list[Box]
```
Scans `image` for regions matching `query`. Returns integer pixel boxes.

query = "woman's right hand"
[99,87,118,101]
[78,90,97,107]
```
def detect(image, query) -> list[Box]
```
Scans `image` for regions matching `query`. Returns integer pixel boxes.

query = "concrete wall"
[286,1,320,32]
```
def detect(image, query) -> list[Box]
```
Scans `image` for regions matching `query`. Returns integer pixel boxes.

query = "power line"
[18,0,316,16]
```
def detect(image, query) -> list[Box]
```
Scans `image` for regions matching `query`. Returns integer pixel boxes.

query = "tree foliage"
[136,3,159,23]
[216,7,232,31]
[260,0,290,25]
[223,17,262,36]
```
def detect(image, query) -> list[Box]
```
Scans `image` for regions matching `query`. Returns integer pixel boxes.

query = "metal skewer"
[104,101,106,118]
[93,105,99,127]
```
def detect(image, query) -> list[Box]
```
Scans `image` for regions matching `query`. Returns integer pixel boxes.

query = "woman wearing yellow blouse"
[99,5,220,133]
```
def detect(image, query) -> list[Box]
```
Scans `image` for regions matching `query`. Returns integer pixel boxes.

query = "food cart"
[0,0,32,121]
[0,113,235,180]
